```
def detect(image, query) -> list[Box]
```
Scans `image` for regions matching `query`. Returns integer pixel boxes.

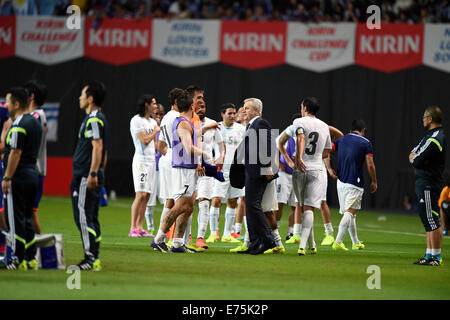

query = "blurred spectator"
[343,1,360,22]
[253,5,268,20]
[11,0,38,15]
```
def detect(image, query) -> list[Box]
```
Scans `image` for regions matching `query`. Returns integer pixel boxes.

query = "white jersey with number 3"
[286,116,331,171]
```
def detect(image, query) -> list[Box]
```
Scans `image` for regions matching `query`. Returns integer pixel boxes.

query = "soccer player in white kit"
[129,94,159,237]
[278,97,332,256]
[144,104,165,235]
[194,103,225,250]
[207,104,245,245]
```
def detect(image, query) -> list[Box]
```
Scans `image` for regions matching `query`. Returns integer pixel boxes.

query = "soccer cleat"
[352,242,365,250]
[205,233,218,243]
[230,243,248,253]
[286,233,294,241]
[186,243,203,252]
[426,257,442,266]
[150,239,170,253]
[264,245,286,254]
[140,229,154,238]
[332,241,348,251]
[215,231,220,240]
[6,260,28,271]
[297,248,306,256]
[77,258,95,270]
[221,235,241,243]
[321,234,335,246]
[230,232,241,239]
[128,229,141,238]
[170,245,196,253]
[413,257,430,265]
[237,234,245,241]
[286,235,300,244]
[310,247,317,255]
[196,238,209,249]
[93,259,102,271]
[27,259,38,270]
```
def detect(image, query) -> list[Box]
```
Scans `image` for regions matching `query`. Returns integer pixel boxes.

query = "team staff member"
[71,81,108,271]
[25,80,48,235]
[2,87,42,270]
[410,106,446,266]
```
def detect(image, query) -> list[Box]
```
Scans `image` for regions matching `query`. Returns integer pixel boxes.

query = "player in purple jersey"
[151,90,211,253]
[327,119,377,251]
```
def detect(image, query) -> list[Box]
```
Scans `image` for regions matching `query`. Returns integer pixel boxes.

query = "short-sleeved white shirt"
[285,116,331,171]
[159,109,180,151]
[130,115,158,162]
[218,121,245,172]
[201,117,223,163]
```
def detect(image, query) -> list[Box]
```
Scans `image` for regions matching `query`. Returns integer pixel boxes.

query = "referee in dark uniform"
[71,81,108,271]
[409,105,446,266]
[2,87,42,270]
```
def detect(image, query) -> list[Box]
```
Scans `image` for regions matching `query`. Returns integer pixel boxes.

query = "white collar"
[248,116,260,126]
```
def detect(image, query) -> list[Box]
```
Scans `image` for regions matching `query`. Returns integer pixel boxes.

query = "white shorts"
[292,169,327,209]
[211,171,244,200]
[132,158,156,194]
[262,180,278,212]
[147,171,165,206]
[172,167,198,201]
[159,153,174,200]
[276,171,297,207]
[337,179,364,214]
[196,176,215,200]
[320,167,328,201]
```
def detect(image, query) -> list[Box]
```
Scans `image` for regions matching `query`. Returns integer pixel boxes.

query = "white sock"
[324,222,333,235]
[223,207,236,238]
[293,223,302,237]
[243,216,248,233]
[299,210,314,249]
[155,230,166,243]
[272,229,282,247]
[234,222,242,234]
[183,215,193,245]
[244,231,250,247]
[348,214,360,244]
[209,206,220,234]
[197,200,210,239]
[308,226,316,249]
[336,212,353,244]
[431,248,441,256]
[173,237,183,248]
[276,220,281,229]
[145,206,155,230]
[287,226,293,235]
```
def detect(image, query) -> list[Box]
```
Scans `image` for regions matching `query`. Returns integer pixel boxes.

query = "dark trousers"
[245,176,274,251]
[415,182,441,232]
[70,174,103,260]
[5,178,38,263]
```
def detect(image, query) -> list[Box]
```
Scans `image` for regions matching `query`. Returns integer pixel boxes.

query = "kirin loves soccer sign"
[355,23,424,73]
[0,16,15,59]
[220,21,287,70]
[85,18,151,65]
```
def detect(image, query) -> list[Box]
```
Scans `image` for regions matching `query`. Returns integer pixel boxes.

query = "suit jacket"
[230,117,278,187]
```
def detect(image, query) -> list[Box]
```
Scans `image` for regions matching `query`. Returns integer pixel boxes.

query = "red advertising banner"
[84,18,152,65]
[355,23,424,73]
[0,16,15,59]
[220,21,287,70]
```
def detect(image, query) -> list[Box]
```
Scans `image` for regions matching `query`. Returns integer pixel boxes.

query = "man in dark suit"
[234,98,278,255]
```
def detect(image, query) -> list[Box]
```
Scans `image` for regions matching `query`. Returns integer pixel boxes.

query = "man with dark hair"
[2,87,42,270]
[410,106,446,266]
[278,97,332,256]
[71,81,108,271]
[129,94,159,238]
[326,119,377,252]
[24,80,48,235]
[151,91,211,253]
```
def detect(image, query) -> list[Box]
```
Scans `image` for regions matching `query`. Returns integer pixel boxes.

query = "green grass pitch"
[1,196,449,300]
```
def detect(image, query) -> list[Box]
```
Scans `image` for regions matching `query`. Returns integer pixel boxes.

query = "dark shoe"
[413,257,429,265]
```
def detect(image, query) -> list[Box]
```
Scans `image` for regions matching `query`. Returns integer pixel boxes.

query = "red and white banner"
[423,24,450,73]
[220,21,287,70]
[152,19,219,67]
[84,18,152,65]
[0,16,15,59]
[16,16,84,65]
[355,23,424,73]
[286,23,355,72]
